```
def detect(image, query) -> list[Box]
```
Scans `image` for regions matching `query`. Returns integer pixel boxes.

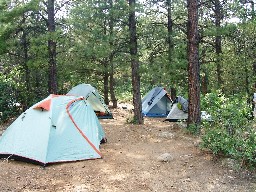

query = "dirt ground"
[0,107,255,192]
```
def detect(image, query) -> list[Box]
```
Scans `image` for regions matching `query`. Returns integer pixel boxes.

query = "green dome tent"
[67,84,113,119]
[0,94,106,166]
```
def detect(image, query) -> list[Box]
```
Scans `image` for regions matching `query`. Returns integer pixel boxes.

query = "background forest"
[0,0,255,168]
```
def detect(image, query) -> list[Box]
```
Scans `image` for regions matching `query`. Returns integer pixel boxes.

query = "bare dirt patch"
[0,108,255,192]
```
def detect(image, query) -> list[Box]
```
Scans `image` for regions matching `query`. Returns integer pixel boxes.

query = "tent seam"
[66,98,102,157]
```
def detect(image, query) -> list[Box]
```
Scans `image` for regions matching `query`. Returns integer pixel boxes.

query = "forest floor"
[0,105,255,192]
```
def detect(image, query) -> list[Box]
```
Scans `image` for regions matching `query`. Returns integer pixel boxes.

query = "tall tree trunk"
[251,1,255,20]
[166,0,173,64]
[170,87,176,101]
[215,0,223,90]
[21,13,30,110]
[252,1,256,95]
[128,0,143,124]
[108,0,117,108]
[103,60,109,105]
[187,0,201,127]
[245,66,250,96]
[102,2,109,105]
[103,21,109,105]
[253,62,256,76]
[250,1,255,116]
[47,0,57,94]
[201,50,208,95]
[201,72,208,95]
[109,56,117,108]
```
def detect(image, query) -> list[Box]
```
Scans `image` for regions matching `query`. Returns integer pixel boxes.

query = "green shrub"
[0,79,19,122]
[187,123,201,135]
[201,126,236,155]
[200,91,256,169]
[126,116,138,124]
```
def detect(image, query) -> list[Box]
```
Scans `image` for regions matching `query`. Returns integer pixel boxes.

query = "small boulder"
[157,153,174,162]
[158,131,174,139]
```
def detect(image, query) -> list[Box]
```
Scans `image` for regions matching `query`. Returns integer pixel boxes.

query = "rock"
[157,153,174,162]
[221,158,237,169]
[158,131,174,139]
[193,139,201,147]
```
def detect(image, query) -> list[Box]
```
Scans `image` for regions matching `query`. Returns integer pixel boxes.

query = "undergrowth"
[200,91,256,170]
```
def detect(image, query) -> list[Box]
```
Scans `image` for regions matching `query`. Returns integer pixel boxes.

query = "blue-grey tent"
[67,84,113,119]
[0,94,106,165]
[142,87,173,117]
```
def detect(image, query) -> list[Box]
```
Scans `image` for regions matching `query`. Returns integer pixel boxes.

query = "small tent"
[166,96,211,122]
[0,94,106,165]
[142,87,172,117]
[165,103,188,122]
[67,84,113,119]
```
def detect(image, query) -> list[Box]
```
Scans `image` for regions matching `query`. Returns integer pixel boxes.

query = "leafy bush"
[200,91,256,169]
[0,79,20,123]
[187,123,201,135]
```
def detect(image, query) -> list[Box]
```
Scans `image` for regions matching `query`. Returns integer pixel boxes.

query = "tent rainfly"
[67,84,113,119]
[166,96,211,122]
[165,103,188,122]
[0,94,106,166]
[142,87,172,117]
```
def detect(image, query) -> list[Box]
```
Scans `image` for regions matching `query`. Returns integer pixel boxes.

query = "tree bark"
[187,0,201,126]
[128,0,143,124]
[201,50,208,95]
[103,59,109,105]
[215,0,223,90]
[170,87,176,101]
[109,58,117,108]
[166,0,174,64]
[47,0,57,94]
[108,0,117,108]
[201,73,208,95]
[251,1,255,20]
[21,13,30,110]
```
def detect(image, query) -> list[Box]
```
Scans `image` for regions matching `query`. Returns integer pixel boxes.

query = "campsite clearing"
[0,107,255,192]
